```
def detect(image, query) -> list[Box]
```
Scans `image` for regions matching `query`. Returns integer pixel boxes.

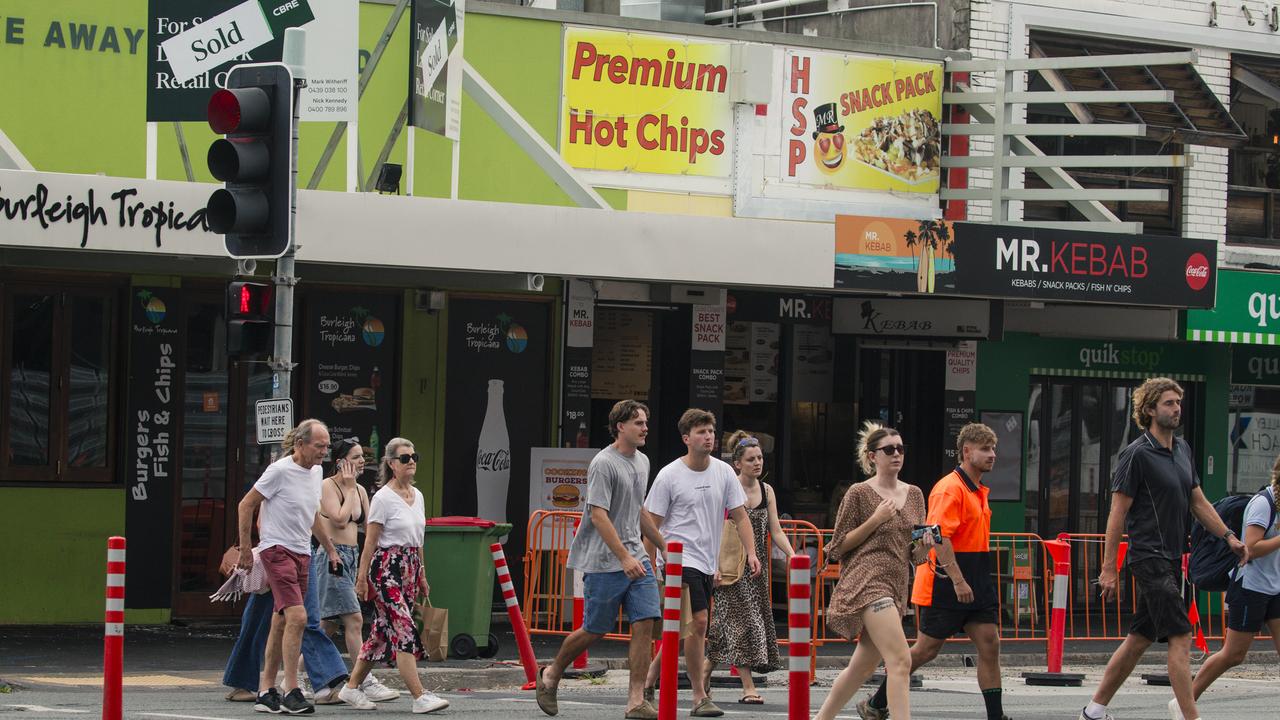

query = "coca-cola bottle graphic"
[475,379,511,525]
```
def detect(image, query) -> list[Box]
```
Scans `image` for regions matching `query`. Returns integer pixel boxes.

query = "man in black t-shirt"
[1079,378,1246,720]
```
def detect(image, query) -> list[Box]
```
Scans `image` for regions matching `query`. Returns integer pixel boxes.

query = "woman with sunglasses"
[813,422,930,720]
[338,439,449,713]
[703,431,795,705]
[310,438,399,705]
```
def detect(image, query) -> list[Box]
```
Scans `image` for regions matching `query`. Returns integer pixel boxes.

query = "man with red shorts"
[237,418,341,714]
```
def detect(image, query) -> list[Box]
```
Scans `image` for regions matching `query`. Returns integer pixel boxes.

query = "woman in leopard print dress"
[704,431,795,704]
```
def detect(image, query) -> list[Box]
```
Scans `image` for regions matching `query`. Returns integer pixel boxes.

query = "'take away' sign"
[159,0,313,84]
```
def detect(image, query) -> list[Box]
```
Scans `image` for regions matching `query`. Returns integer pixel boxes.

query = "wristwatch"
[1223,530,1237,541]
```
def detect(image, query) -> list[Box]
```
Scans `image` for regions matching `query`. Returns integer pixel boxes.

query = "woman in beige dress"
[813,422,931,720]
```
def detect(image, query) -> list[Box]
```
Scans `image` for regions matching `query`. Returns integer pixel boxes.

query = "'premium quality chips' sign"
[560,27,733,177]
[782,49,942,193]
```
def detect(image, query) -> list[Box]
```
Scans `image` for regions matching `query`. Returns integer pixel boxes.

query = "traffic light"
[227,281,274,357]
[206,63,295,260]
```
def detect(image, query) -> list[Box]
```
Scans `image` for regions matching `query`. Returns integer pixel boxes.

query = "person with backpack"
[1079,378,1247,720]
[1179,456,1280,715]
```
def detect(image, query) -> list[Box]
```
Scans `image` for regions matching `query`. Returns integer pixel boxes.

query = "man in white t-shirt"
[236,418,342,715]
[642,408,761,718]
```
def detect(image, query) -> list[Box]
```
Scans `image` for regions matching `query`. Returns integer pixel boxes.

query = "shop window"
[1227,384,1280,494]
[1227,67,1280,246]
[1023,108,1182,235]
[1,286,118,483]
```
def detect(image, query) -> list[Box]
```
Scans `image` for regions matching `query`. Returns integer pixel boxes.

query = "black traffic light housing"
[206,63,295,260]
[227,281,274,357]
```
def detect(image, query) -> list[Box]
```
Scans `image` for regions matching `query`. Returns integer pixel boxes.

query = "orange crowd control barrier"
[520,512,1268,664]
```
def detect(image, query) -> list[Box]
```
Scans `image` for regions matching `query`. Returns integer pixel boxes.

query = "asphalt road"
[4,665,1279,720]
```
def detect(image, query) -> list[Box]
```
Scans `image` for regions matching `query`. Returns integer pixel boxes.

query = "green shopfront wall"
[0,488,162,624]
[976,333,1230,532]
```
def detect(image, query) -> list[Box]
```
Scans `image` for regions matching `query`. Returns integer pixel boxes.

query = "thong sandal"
[738,694,764,705]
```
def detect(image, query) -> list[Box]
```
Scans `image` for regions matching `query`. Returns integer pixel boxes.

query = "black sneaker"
[254,688,283,714]
[281,688,315,715]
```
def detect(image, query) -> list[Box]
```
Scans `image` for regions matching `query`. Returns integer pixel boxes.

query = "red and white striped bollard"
[490,542,540,690]
[103,536,126,720]
[658,542,683,720]
[1022,536,1082,686]
[787,554,811,720]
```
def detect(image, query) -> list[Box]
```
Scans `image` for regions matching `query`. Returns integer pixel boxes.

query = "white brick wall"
[959,0,1278,256]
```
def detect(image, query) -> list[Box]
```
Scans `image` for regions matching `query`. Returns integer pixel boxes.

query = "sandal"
[738,694,764,705]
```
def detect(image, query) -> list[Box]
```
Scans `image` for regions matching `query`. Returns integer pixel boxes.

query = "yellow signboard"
[560,27,734,177]
[780,49,943,193]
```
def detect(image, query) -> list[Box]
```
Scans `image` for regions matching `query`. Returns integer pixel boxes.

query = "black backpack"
[1188,487,1276,592]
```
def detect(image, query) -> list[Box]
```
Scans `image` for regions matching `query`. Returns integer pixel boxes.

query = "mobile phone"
[911,524,942,544]
[329,561,344,577]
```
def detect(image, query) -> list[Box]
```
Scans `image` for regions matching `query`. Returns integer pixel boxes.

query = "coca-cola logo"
[476,448,511,472]
[1185,253,1210,291]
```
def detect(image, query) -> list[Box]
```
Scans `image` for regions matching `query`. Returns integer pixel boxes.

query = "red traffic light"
[207,87,271,135]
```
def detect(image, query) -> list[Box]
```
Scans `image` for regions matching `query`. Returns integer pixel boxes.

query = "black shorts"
[1226,578,1280,633]
[918,604,998,640]
[682,567,715,614]
[1127,557,1192,643]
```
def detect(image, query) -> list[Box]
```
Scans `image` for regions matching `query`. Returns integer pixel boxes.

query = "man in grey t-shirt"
[537,400,665,720]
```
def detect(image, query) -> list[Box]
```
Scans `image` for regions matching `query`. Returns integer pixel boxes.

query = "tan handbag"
[717,518,746,587]
[418,597,450,662]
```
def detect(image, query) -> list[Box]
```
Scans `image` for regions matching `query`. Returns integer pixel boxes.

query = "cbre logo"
[1185,253,1210,291]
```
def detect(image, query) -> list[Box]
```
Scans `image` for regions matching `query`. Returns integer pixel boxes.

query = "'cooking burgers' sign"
[781,49,943,194]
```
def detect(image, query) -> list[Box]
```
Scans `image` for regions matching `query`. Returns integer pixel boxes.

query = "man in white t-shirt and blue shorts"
[237,418,342,715]
[642,408,761,718]
[537,400,667,720]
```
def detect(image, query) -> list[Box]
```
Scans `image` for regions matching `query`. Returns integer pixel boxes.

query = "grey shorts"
[311,544,361,620]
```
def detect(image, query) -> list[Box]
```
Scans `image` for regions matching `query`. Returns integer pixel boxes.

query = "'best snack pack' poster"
[780,49,942,193]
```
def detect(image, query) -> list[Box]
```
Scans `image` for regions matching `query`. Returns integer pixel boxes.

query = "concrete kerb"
[378,650,1280,692]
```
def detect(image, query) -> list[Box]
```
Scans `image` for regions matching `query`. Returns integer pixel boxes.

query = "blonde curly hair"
[856,420,900,476]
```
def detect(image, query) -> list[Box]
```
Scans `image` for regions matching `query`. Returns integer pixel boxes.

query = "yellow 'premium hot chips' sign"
[560,27,734,177]
[781,49,943,193]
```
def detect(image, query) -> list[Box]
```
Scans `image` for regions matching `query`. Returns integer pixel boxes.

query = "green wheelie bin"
[423,516,513,660]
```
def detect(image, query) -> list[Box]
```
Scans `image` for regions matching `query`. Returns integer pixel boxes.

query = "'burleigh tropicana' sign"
[0,169,220,255]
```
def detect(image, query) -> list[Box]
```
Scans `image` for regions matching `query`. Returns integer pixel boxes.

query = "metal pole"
[273,30,308,415]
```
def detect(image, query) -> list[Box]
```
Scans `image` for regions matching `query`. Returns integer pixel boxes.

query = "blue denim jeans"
[221,583,350,691]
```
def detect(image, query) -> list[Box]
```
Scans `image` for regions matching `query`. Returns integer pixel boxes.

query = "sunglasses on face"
[392,452,420,464]
[873,444,906,456]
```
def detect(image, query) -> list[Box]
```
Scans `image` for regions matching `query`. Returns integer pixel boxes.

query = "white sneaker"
[412,691,450,714]
[337,686,377,710]
[1168,698,1186,720]
[361,675,401,702]
[1079,709,1115,720]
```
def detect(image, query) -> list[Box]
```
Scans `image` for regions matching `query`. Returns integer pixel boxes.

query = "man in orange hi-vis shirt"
[858,423,1008,720]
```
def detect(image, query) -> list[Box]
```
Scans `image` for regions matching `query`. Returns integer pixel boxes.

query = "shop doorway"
[1025,377,1199,539]
[856,347,948,495]
[172,297,277,619]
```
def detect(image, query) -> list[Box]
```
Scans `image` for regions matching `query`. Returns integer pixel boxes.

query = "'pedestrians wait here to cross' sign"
[255,398,294,445]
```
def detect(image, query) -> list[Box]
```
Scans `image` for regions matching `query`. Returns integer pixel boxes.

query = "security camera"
[237,258,258,277]
[526,273,546,292]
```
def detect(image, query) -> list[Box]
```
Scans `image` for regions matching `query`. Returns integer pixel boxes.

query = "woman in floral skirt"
[337,437,449,714]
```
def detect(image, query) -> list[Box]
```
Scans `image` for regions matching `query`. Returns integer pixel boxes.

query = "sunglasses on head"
[392,452,420,464]
[873,444,906,456]
[737,437,760,448]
